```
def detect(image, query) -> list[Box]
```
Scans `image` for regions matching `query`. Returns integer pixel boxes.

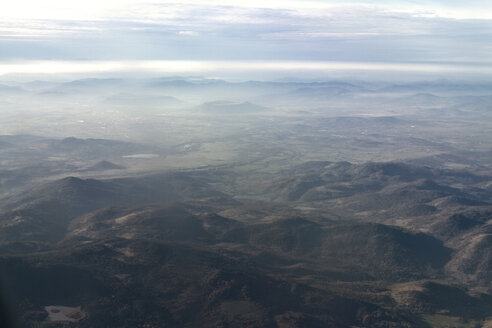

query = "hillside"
[1,160,492,327]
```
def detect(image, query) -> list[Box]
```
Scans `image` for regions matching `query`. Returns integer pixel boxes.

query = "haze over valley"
[1,75,492,327]
[2,0,492,327]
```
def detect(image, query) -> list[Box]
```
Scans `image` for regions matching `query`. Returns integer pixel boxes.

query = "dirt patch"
[45,305,86,322]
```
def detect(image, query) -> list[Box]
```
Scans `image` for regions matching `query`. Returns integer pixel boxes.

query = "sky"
[1,0,491,78]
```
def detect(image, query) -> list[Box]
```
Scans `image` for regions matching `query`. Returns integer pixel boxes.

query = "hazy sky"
[1,0,491,77]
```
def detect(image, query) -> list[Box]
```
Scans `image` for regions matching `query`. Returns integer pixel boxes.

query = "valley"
[1,78,492,327]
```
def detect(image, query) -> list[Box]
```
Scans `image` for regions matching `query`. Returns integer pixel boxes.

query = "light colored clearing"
[391,281,426,305]
[294,206,318,211]
[422,314,478,328]
[45,305,85,322]
[121,232,138,239]
[116,247,136,258]
[115,273,131,280]
[233,194,270,201]
[122,153,159,159]
[391,218,412,228]
[114,213,138,224]
[114,208,152,224]
[392,281,426,294]
[443,163,470,169]
[482,318,492,328]
[1,216,24,228]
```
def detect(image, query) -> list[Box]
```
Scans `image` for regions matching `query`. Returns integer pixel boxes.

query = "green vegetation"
[2,79,492,326]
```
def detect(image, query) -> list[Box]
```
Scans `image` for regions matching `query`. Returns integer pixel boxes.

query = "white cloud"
[1,60,492,76]
[178,31,198,36]
[2,0,492,22]
[0,1,491,64]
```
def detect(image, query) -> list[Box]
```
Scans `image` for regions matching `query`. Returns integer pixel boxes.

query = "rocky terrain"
[1,78,492,327]
[2,156,492,327]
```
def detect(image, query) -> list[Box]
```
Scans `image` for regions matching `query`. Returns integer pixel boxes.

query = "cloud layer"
[0,0,491,74]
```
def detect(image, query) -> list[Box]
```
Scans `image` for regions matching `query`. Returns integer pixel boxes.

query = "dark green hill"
[318,223,451,280]
[430,210,491,240]
[0,172,230,243]
[392,281,492,318]
[1,160,491,327]
[247,218,325,255]
[248,219,450,280]
[0,238,417,328]
[446,224,492,285]
[269,161,490,221]
[64,204,243,245]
